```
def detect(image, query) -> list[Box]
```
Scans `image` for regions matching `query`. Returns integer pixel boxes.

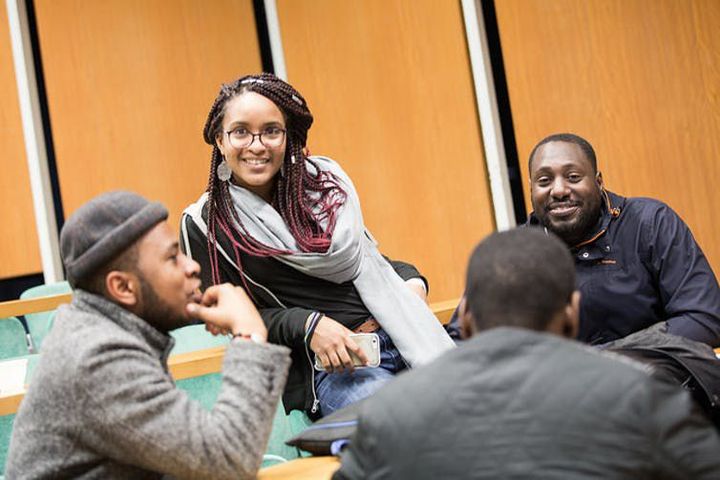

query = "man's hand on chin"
[186,284,267,341]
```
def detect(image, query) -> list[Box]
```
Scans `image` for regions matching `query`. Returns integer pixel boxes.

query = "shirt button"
[581,252,589,258]
[605,245,611,252]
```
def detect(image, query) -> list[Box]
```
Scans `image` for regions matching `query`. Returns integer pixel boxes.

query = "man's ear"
[105,271,140,308]
[596,171,604,189]
[562,290,581,339]
[458,296,476,340]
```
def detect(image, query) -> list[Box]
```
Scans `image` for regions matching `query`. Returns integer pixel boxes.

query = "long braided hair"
[202,73,346,286]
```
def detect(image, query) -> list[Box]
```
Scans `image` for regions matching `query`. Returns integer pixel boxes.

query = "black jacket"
[335,328,720,479]
[180,201,425,414]
[606,322,720,428]
[528,191,720,346]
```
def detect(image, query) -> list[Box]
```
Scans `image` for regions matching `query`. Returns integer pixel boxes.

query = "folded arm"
[77,339,290,480]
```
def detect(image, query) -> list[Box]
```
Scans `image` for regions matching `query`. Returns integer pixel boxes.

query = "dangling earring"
[217,157,232,182]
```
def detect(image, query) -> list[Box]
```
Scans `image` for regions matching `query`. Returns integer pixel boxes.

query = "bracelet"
[232,332,266,344]
[304,312,322,343]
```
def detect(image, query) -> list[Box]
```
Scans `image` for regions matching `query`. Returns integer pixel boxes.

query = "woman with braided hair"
[181,73,454,417]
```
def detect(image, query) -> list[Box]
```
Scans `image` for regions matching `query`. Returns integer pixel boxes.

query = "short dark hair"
[465,228,575,332]
[528,133,597,173]
[74,243,140,296]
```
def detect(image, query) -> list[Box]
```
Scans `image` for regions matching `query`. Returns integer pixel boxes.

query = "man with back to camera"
[6,191,290,480]
[527,133,720,346]
[333,228,720,479]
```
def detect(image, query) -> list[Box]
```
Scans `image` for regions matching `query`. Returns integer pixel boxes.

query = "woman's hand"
[309,316,369,373]
[187,284,267,341]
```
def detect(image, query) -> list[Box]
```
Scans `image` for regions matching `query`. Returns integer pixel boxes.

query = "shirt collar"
[526,190,625,248]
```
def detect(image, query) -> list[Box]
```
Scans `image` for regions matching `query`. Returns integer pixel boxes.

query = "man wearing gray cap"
[6,191,291,480]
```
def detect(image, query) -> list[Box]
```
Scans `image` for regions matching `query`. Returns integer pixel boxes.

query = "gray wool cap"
[60,191,168,288]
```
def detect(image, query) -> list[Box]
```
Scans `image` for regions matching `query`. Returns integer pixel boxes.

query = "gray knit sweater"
[5,290,290,479]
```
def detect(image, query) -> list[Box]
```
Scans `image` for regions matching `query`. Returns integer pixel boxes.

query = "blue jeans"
[314,328,407,416]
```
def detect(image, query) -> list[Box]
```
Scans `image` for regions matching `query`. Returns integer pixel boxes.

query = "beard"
[136,273,189,333]
[539,190,603,246]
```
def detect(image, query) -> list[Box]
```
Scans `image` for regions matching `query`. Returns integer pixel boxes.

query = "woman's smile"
[241,157,270,166]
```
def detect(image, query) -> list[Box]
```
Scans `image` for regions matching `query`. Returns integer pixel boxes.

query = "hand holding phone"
[314,333,380,371]
[310,316,378,373]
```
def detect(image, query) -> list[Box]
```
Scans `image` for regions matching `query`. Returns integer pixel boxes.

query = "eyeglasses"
[225,126,286,149]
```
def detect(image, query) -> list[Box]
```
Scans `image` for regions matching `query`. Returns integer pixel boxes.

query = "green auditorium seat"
[170,324,230,354]
[0,318,28,360]
[20,281,72,352]
[0,413,15,476]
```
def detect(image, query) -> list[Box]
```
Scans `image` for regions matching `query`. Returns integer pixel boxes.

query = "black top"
[528,191,720,347]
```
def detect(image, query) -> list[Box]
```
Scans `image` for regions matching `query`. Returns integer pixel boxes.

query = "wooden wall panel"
[277,0,496,301]
[0,3,42,279]
[34,0,262,233]
[496,0,720,275]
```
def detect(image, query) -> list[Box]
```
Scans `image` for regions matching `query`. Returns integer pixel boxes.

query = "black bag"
[285,400,364,456]
[606,323,720,429]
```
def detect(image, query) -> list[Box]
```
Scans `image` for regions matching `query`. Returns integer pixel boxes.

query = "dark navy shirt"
[529,191,720,347]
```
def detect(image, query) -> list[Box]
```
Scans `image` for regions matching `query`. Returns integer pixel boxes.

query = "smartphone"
[314,332,381,371]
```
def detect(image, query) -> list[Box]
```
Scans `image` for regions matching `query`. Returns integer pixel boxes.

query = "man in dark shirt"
[334,229,720,479]
[527,133,720,346]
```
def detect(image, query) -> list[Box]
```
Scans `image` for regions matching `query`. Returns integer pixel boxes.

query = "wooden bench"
[0,292,458,324]
[0,293,73,319]
[258,456,340,479]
